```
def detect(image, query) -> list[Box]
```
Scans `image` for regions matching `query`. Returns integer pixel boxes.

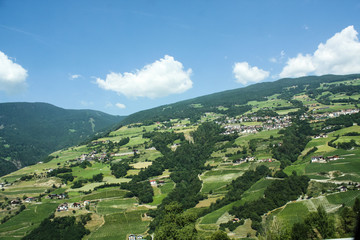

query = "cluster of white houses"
[220,115,292,135]
[232,157,273,165]
[311,155,341,163]
[128,234,143,240]
[220,108,359,135]
[78,151,108,162]
[57,200,90,212]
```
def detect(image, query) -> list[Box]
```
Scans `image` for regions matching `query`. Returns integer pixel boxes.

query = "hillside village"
[0,76,360,240]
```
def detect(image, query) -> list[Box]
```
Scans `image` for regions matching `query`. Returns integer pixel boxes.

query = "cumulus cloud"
[115,103,126,109]
[233,62,270,85]
[280,25,360,78]
[96,55,193,99]
[0,51,28,93]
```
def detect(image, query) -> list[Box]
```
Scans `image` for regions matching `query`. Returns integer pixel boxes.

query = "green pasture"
[305,157,360,179]
[276,108,299,115]
[0,203,58,239]
[2,187,45,196]
[241,178,275,201]
[71,162,111,179]
[326,191,360,206]
[109,124,157,138]
[276,202,309,225]
[312,103,357,113]
[89,211,149,240]
[200,200,241,225]
[149,180,175,206]
[284,163,307,176]
[81,189,127,201]
[235,129,280,147]
[246,98,293,112]
[102,176,131,184]
[1,147,89,181]
[97,198,137,215]
[329,125,360,136]
[334,136,360,145]
[201,170,244,194]
[200,178,273,225]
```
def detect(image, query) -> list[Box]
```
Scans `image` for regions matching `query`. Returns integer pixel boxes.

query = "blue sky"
[1,0,360,116]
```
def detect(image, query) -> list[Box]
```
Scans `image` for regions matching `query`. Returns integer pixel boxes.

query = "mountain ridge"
[0,102,125,176]
[121,74,360,124]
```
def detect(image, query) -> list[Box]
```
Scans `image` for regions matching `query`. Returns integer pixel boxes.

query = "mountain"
[0,102,125,175]
[122,74,360,124]
[1,74,360,239]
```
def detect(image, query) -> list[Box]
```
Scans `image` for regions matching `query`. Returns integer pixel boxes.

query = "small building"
[57,203,68,211]
[338,186,348,192]
[11,199,21,205]
[327,155,339,161]
[149,180,157,186]
[311,156,326,163]
[25,197,36,203]
[72,202,81,208]
[128,234,136,240]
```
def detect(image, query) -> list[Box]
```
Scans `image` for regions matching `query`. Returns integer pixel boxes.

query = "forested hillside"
[0,102,124,176]
[1,74,360,239]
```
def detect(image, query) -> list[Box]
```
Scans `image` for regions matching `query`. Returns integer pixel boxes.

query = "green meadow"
[88,211,149,240]
[0,203,58,239]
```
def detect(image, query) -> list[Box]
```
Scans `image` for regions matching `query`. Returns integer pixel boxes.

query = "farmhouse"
[326,155,340,161]
[338,186,348,192]
[57,203,68,211]
[71,202,82,208]
[311,156,326,163]
[128,234,143,240]
[149,180,157,186]
[47,193,66,199]
[313,134,327,139]
[258,158,273,163]
[11,199,21,205]
[24,197,36,203]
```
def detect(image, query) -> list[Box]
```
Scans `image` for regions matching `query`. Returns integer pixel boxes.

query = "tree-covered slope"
[0,102,125,175]
[122,74,360,124]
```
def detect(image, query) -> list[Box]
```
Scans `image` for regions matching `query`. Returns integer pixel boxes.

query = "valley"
[1,75,360,239]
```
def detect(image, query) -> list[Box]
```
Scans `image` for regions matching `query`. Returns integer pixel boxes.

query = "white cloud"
[96,55,193,99]
[280,25,360,78]
[0,51,28,93]
[280,54,315,78]
[115,103,126,109]
[69,74,82,80]
[233,62,270,85]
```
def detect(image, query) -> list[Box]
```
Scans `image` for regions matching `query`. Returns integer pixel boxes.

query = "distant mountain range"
[0,102,125,176]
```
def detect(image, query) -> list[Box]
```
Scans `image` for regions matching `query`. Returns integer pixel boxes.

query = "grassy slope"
[1,76,360,239]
